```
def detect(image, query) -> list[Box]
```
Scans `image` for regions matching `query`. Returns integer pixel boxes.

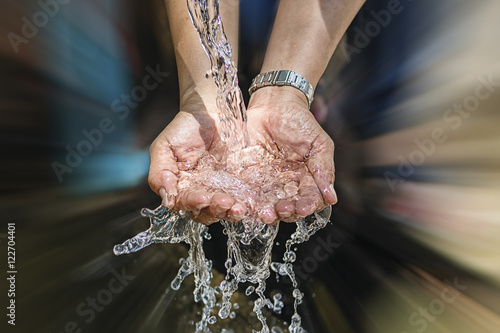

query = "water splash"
[218,219,279,332]
[270,207,332,333]
[272,293,284,314]
[114,206,216,332]
[114,205,331,332]
[114,0,335,332]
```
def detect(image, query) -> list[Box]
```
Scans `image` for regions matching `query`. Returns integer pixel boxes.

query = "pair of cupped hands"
[148,86,337,225]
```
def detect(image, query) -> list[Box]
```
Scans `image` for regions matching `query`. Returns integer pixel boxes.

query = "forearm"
[261,0,365,89]
[164,0,239,106]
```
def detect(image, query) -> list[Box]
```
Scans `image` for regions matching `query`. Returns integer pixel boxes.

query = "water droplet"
[113,245,124,255]
[284,251,296,263]
[224,258,232,270]
[140,208,150,217]
[218,306,230,319]
[245,286,255,296]
[291,313,301,326]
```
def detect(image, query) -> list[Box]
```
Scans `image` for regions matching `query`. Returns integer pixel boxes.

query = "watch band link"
[248,70,314,109]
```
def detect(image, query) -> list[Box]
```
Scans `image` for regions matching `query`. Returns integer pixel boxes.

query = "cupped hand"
[148,98,247,225]
[246,86,337,223]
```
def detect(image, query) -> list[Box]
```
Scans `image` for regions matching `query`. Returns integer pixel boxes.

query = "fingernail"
[231,211,245,222]
[230,203,246,220]
[329,184,338,205]
[159,188,167,206]
[259,208,277,224]
[167,195,176,209]
[279,211,292,218]
[160,188,176,209]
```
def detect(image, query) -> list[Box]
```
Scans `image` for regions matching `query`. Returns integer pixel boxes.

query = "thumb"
[148,140,179,209]
[306,135,337,206]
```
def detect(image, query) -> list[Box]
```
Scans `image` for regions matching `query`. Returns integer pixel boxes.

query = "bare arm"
[148,0,244,224]
[164,0,239,107]
[261,0,364,90]
[247,0,365,220]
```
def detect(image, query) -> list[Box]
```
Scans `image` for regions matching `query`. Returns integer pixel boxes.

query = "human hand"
[148,97,247,225]
[245,86,337,223]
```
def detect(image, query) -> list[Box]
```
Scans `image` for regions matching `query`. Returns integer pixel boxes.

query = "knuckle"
[327,136,335,150]
[147,172,159,191]
[149,139,159,154]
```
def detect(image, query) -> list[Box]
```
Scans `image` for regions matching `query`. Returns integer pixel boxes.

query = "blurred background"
[1,0,499,332]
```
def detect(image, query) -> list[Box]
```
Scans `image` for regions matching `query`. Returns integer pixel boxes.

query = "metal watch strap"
[248,70,314,108]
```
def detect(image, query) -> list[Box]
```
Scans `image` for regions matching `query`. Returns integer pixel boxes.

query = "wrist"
[179,84,218,112]
[248,85,310,110]
[248,70,315,109]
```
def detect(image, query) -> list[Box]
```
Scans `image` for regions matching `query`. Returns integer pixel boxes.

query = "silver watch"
[248,70,314,108]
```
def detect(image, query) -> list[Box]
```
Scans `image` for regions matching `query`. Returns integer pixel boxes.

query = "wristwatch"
[248,70,314,109]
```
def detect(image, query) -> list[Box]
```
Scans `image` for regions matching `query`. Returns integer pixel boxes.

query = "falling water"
[114,1,333,332]
[114,205,331,333]
[186,0,248,152]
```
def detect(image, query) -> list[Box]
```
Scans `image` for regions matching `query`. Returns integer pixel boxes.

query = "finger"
[178,189,212,215]
[306,135,337,205]
[192,207,220,225]
[258,205,278,225]
[208,193,235,219]
[275,199,296,222]
[296,175,324,217]
[191,193,238,225]
[227,202,247,222]
[160,171,178,209]
[148,140,179,208]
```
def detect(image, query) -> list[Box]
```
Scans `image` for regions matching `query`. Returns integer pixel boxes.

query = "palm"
[149,106,246,224]
[245,100,336,220]
[149,93,336,225]
[160,110,219,170]
[247,105,320,161]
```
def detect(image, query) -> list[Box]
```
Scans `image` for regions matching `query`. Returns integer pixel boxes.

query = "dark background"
[1,0,500,332]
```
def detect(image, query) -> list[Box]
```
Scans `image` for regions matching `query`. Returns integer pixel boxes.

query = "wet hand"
[148,98,247,225]
[246,86,337,223]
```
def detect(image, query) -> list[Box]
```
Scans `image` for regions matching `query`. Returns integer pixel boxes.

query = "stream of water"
[114,1,332,332]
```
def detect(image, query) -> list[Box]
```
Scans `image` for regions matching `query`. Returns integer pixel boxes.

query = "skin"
[149,0,365,225]
[246,86,337,223]
[148,98,248,225]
